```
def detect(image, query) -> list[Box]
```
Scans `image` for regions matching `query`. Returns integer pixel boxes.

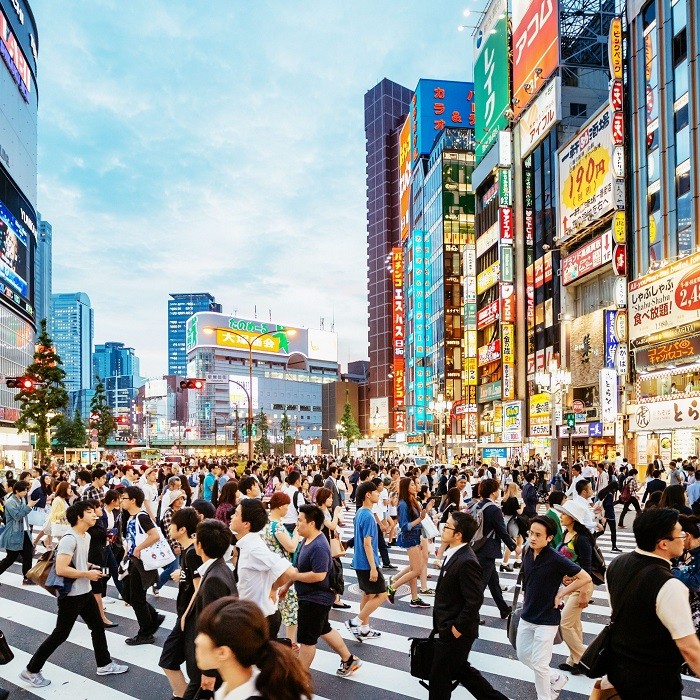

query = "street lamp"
[203,326,295,462]
[428,393,453,463]
[535,362,572,466]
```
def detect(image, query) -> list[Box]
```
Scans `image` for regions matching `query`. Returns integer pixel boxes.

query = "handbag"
[409,631,458,692]
[134,515,176,572]
[579,568,654,678]
[26,549,55,590]
[507,565,562,650]
[589,680,621,699]
[421,515,440,540]
[28,506,49,528]
[330,532,345,559]
[0,629,13,665]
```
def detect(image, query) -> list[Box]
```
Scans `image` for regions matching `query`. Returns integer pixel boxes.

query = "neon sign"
[0,9,30,101]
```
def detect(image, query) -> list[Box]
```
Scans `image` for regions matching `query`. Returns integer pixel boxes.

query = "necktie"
[233,545,241,584]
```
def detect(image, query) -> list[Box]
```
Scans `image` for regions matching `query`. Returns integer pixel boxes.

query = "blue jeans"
[156,555,180,590]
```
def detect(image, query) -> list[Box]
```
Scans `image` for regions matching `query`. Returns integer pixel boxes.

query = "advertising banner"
[519,77,561,156]
[501,283,516,323]
[369,397,390,433]
[628,251,700,345]
[502,323,514,363]
[477,260,500,293]
[478,339,501,366]
[512,0,559,117]
[500,245,514,283]
[600,369,618,423]
[561,232,614,286]
[502,362,515,400]
[632,398,700,432]
[399,118,411,243]
[635,337,700,371]
[476,223,499,257]
[477,299,499,330]
[558,105,615,240]
[478,381,502,403]
[411,79,475,163]
[498,167,512,205]
[474,0,510,162]
[530,392,551,425]
[499,206,513,243]
[503,400,523,442]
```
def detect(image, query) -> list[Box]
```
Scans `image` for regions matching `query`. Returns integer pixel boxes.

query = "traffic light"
[180,378,206,390]
[566,413,576,428]
[6,376,37,391]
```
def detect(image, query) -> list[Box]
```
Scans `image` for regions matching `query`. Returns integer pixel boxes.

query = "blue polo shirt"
[522,544,581,626]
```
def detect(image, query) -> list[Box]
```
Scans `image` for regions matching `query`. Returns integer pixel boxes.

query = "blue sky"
[33,0,478,376]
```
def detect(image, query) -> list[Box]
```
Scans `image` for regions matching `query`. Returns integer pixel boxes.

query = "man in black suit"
[429,512,508,700]
[472,479,518,619]
[642,469,667,504]
[181,518,237,700]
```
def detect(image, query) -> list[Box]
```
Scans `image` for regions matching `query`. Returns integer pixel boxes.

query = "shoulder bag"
[329,528,345,558]
[134,514,176,572]
[507,556,563,649]
[0,629,13,665]
[409,630,459,692]
[579,568,654,678]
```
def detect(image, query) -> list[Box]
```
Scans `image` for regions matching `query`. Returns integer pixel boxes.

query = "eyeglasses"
[658,531,687,543]
[443,525,455,531]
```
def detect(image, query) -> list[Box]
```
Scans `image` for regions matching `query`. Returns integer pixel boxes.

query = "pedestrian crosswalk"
[1,508,700,700]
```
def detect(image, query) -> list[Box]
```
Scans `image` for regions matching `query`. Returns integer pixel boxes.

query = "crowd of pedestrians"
[1,451,700,699]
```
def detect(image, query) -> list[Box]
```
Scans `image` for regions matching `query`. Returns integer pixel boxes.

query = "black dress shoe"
[125,634,155,646]
[479,619,486,625]
[558,662,582,675]
[332,602,352,609]
[148,613,166,635]
[103,622,119,628]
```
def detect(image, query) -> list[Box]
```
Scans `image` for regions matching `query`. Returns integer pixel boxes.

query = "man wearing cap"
[153,490,185,596]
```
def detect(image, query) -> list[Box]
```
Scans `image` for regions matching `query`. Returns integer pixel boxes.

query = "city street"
[2,507,700,700]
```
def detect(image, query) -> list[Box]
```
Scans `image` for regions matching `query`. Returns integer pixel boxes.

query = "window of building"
[570,103,587,118]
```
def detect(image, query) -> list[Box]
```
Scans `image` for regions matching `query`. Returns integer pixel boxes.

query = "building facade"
[51,292,94,418]
[364,79,413,438]
[185,312,339,447]
[93,341,143,415]
[34,213,51,329]
[168,293,221,375]
[0,0,40,466]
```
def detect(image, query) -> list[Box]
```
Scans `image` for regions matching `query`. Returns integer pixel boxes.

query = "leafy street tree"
[14,319,69,465]
[52,409,87,449]
[90,377,116,447]
[337,399,361,455]
[280,410,292,453]
[255,409,271,456]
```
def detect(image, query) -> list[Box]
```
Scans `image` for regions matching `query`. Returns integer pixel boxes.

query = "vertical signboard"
[399,117,411,243]
[511,0,560,117]
[413,230,429,428]
[474,0,510,162]
[600,368,618,423]
[392,248,406,431]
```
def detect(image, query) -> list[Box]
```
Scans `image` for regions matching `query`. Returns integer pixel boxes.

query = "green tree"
[72,408,87,447]
[255,409,271,455]
[337,400,361,455]
[14,319,69,465]
[280,410,291,453]
[90,377,116,447]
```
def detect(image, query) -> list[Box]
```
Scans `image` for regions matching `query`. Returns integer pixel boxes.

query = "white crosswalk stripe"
[1,504,699,700]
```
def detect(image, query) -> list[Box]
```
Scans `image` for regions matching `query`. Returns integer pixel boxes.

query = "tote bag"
[134,515,176,572]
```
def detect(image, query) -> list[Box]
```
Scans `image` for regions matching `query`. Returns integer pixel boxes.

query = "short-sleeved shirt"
[126,512,156,557]
[294,534,334,606]
[57,529,91,596]
[352,507,380,571]
[202,473,216,501]
[522,544,581,626]
[176,543,203,617]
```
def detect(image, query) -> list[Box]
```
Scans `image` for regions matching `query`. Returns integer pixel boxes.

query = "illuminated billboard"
[410,79,475,163]
[0,166,34,320]
[474,0,510,162]
[0,0,38,205]
[186,312,338,363]
[512,0,559,117]
[399,117,411,243]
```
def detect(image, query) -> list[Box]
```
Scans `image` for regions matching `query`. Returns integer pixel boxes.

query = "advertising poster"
[558,105,615,240]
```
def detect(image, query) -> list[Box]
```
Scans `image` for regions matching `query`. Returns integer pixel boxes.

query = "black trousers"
[608,663,682,700]
[477,555,509,616]
[27,592,111,672]
[599,518,617,548]
[121,564,157,636]
[0,532,33,577]
[429,634,508,700]
[377,530,391,567]
[183,615,222,700]
[619,498,641,526]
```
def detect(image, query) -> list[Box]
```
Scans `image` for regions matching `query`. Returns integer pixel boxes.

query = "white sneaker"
[96,661,129,676]
[550,672,568,698]
[20,669,51,687]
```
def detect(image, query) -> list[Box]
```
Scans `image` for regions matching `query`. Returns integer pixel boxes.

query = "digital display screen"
[0,166,34,320]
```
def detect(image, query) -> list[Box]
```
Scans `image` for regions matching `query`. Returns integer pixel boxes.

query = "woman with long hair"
[215,481,239,524]
[316,487,350,610]
[659,484,692,514]
[35,480,73,548]
[261,491,300,645]
[501,481,524,571]
[196,597,313,700]
[386,477,433,608]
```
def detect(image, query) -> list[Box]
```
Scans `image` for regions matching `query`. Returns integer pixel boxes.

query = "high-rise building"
[93,341,144,413]
[51,293,94,394]
[364,79,412,437]
[35,214,52,330]
[0,0,40,467]
[168,293,221,375]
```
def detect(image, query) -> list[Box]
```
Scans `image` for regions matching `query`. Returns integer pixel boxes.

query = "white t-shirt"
[57,530,91,596]
[139,480,159,515]
[282,486,300,525]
